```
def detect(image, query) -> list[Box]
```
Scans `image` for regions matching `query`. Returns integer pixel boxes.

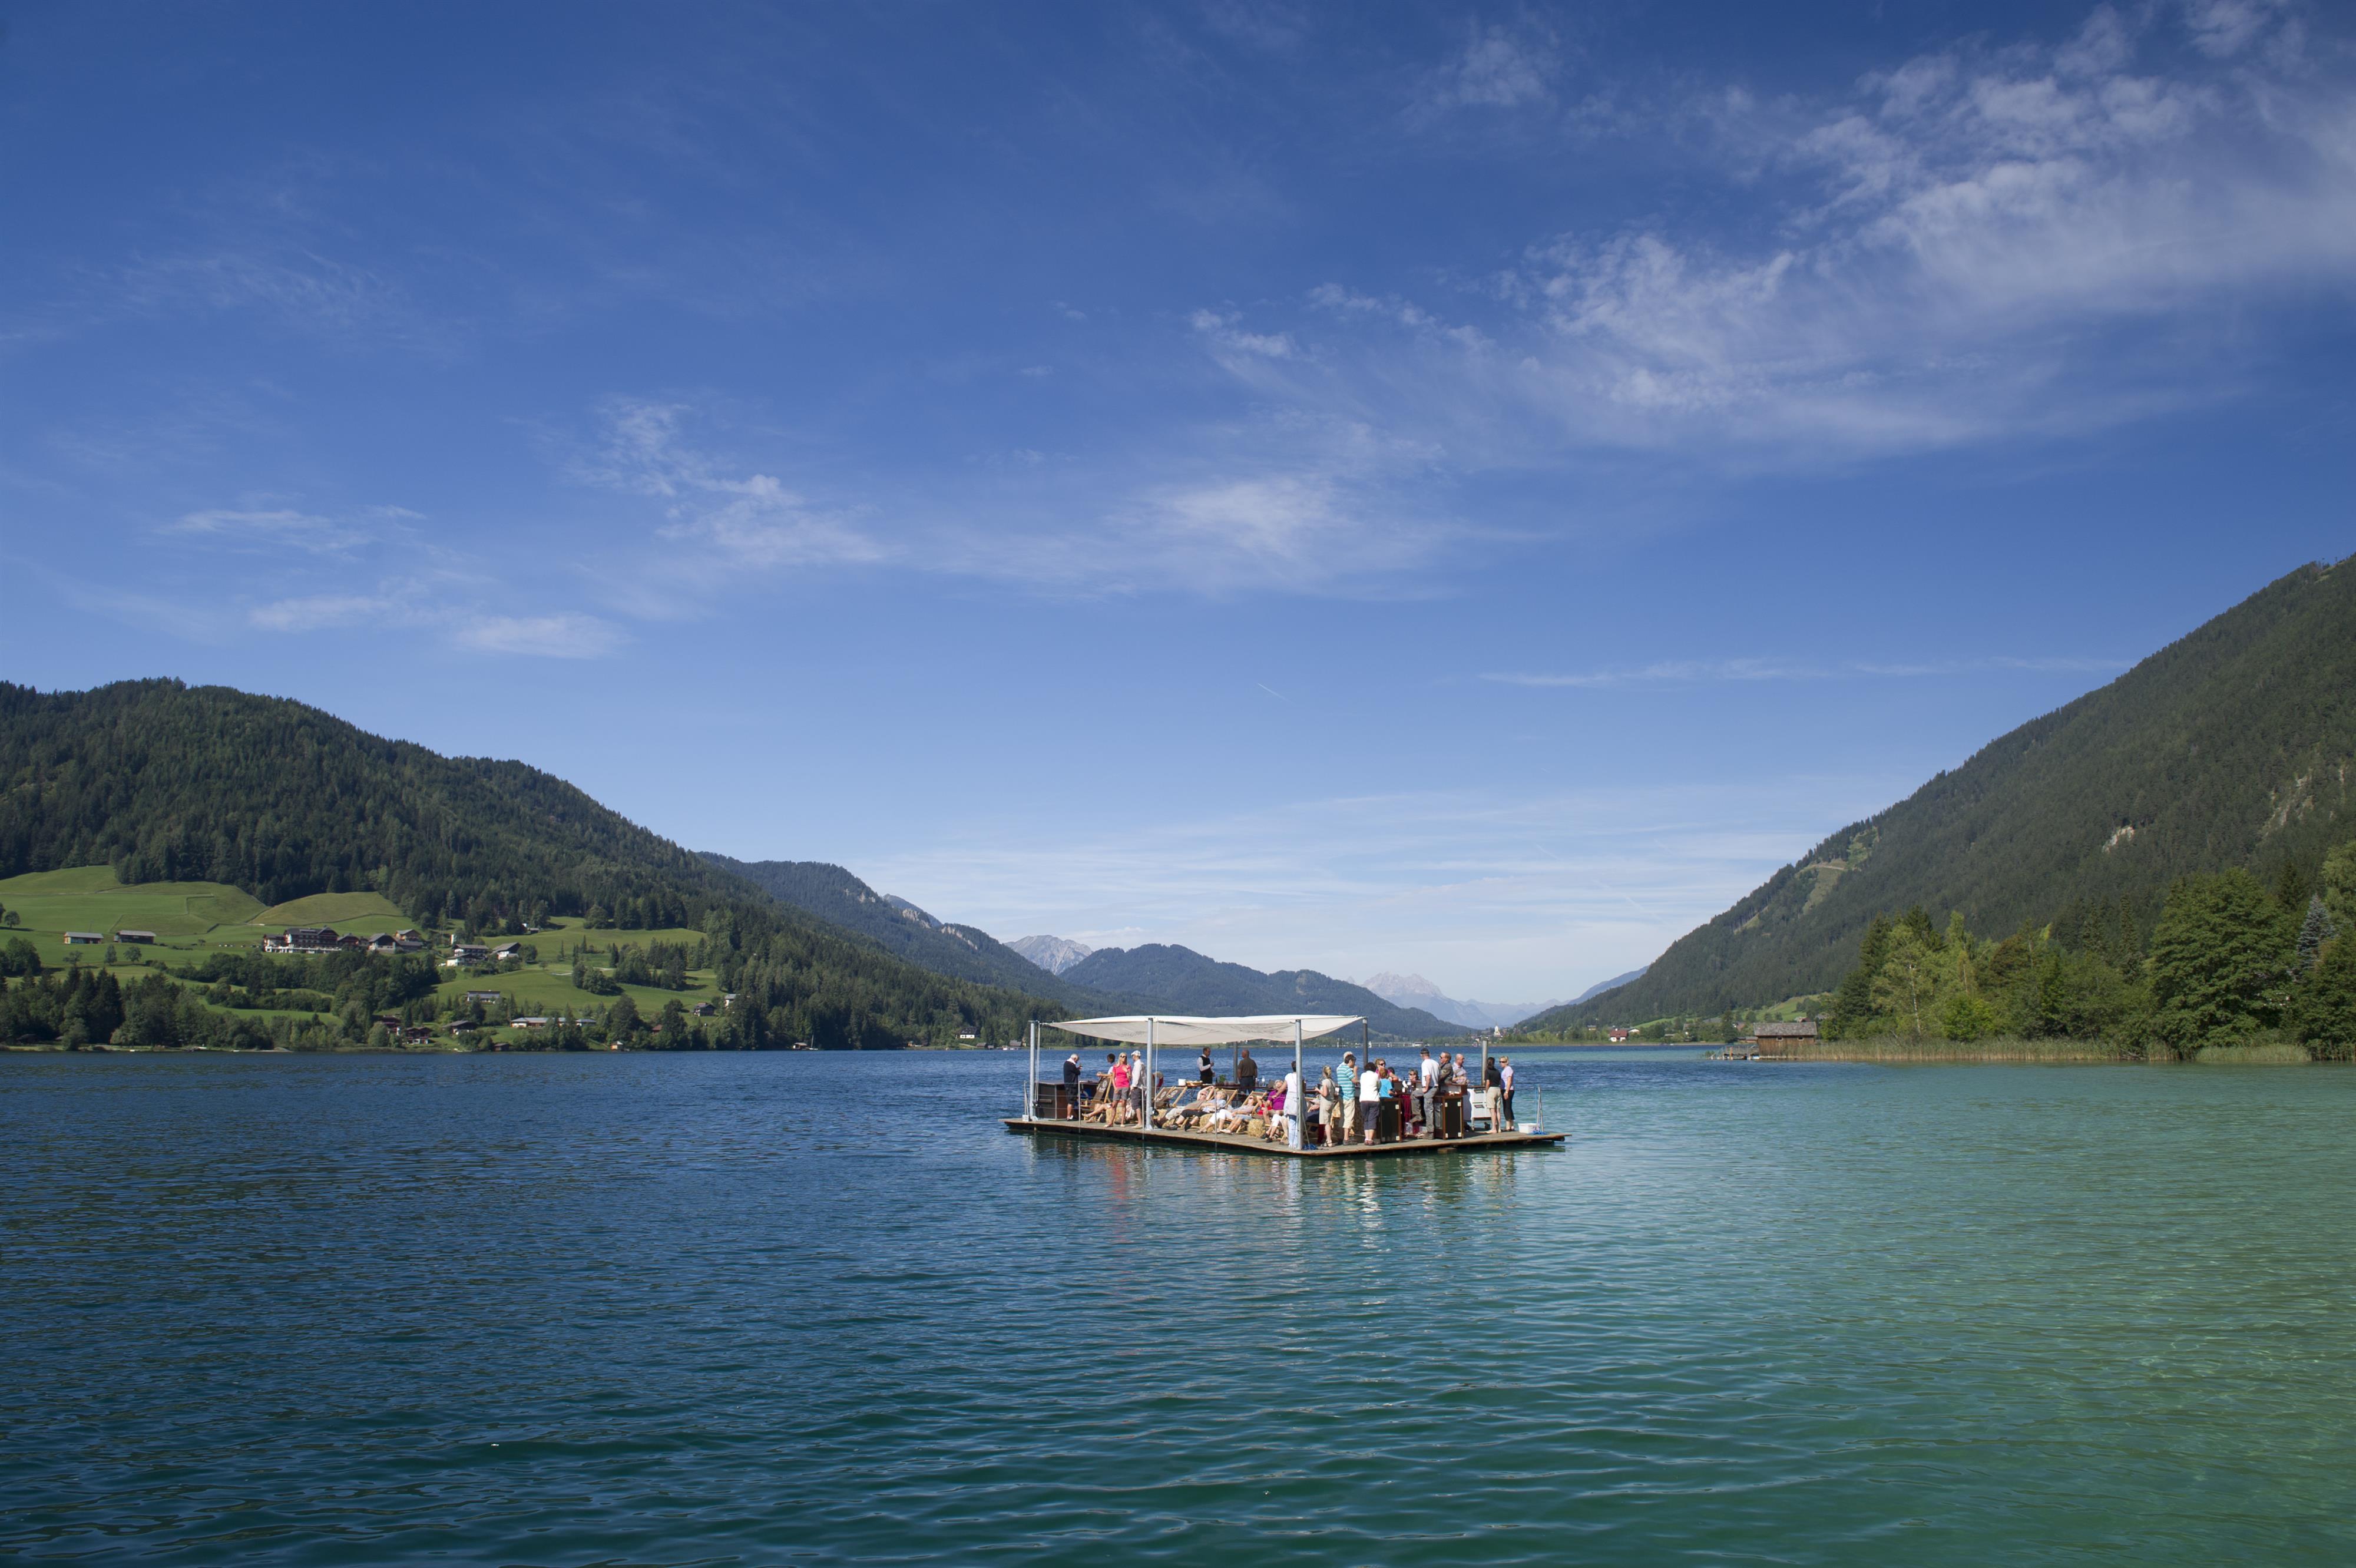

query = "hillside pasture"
[0,866,267,942]
[252,891,414,931]
[434,963,717,1021]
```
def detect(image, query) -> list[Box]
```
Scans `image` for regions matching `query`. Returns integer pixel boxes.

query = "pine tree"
[2297,895,2338,972]
[2286,933,2356,1060]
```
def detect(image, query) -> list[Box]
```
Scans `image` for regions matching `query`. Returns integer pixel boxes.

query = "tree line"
[1820,843,2354,1057]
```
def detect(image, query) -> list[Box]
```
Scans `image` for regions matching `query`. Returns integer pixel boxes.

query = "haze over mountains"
[1536,559,2356,1028]
[1358,972,1563,1031]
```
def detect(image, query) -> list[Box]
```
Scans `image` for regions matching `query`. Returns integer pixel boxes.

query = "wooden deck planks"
[1002,1118,1566,1157]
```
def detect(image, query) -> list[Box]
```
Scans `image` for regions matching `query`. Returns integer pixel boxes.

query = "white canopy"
[1045,1014,1364,1048]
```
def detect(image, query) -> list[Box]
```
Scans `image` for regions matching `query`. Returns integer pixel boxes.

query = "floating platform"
[1004,1117,1566,1159]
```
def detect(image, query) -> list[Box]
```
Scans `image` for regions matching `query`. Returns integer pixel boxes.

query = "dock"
[1005,1118,1565,1158]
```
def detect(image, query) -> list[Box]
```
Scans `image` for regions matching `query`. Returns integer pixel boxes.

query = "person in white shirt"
[1282,1064,1305,1149]
[1415,1048,1440,1139]
[1358,1060,1382,1146]
[1500,1056,1517,1130]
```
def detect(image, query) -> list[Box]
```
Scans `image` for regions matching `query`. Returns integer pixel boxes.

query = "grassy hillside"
[0,865,266,940]
[1063,944,1472,1039]
[254,891,414,930]
[0,681,1070,1047]
[1536,558,2356,1027]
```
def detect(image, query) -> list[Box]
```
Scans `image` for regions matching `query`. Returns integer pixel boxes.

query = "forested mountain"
[0,680,1066,1046]
[1530,559,2356,1028]
[1063,944,1472,1038]
[702,854,1113,1007]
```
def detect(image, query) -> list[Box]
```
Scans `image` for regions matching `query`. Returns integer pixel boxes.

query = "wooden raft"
[1004,1118,1566,1158]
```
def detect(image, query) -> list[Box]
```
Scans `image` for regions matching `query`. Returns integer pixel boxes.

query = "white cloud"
[1206,4,2356,464]
[1190,307,1299,360]
[247,593,382,632]
[452,613,620,658]
[575,399,889,578]
[245,576,623,657]
[166,505,419,554]
[1422,23,1557,112]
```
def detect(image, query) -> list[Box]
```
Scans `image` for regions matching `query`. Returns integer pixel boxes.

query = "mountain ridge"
[1065,944,1474,1038]
[1527,560,2356,1028]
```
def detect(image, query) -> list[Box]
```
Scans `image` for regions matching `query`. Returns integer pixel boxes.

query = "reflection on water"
[4,1048,2353,1566]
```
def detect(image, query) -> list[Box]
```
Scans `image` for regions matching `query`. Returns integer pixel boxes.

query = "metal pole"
[1292,1018,1305,1150]
[1027,1020,1038,1121]
[1144,1017,1156,1130]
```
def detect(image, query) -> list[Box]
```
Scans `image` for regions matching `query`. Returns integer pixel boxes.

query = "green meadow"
[0,866,266,948]
[253,891,414,930]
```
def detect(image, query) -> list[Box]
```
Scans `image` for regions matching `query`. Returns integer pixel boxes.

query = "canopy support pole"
[1144,1016,1156,1129]
[1026,1020,1037,1121]
[1292,1017,1305,1150]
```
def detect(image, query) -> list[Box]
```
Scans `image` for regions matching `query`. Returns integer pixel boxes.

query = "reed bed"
[1769,1037,2133,1064]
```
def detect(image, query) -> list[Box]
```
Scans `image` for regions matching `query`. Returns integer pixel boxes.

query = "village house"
[444,943,491,968]
[62,931,103,945]
[263,927,342,954]
[365,934,398,954]
[691,1000,716,1017]
[492,941,524,961]
[1607,1027,1634,1043]
[114,929,157,945]
[464,990,504,1005]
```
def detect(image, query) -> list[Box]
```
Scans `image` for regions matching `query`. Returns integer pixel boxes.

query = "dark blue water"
[4,1050,2352,1564]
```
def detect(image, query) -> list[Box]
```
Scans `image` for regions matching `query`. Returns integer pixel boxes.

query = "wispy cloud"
[1217,4,2356,464]
[243,581,623,659]
[1484,654,2133,688]
[573,399,890,583]
[164,504,421,555]
[1418,22,1559,114]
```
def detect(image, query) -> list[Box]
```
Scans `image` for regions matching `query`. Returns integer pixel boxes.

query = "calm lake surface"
[5,1048,2352,1565]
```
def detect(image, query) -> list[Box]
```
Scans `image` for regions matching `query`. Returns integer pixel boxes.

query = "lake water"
[4,1048,2352,1565]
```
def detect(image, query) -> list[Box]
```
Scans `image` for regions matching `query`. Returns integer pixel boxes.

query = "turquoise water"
[4,1049,2352,1564]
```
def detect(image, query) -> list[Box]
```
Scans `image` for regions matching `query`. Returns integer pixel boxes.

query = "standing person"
[1416,1048,1439,1140]
[1336,1051,1358,1143]
[1358,1055,1382,1146]
[1444,1052,1470,1137]
[1108,1053,1131,1122]
[1198,1048,1215,1085]
[1282,1061,1305,1150]
[1500,1056,1517,1131]
[1376,1060,1399,1143]
[1062,1051,1083,1119]
[1236,1047,1259,1094]
[1315,1066,1336,1146]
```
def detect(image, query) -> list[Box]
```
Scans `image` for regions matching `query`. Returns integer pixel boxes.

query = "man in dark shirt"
[1061,1052,1083,1118]
[1235,1048,1258,1093]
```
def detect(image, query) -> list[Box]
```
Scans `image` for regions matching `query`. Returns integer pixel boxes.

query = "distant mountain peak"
[1363,970,1442,1001]
[1008,934,1095,975]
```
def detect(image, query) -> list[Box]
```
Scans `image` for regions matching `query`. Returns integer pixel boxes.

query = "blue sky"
[4,1,2351,1000]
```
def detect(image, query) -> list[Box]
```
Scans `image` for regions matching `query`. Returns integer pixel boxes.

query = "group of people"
[1056,1043,1518,1147]
[1318,1046,1516,1145]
